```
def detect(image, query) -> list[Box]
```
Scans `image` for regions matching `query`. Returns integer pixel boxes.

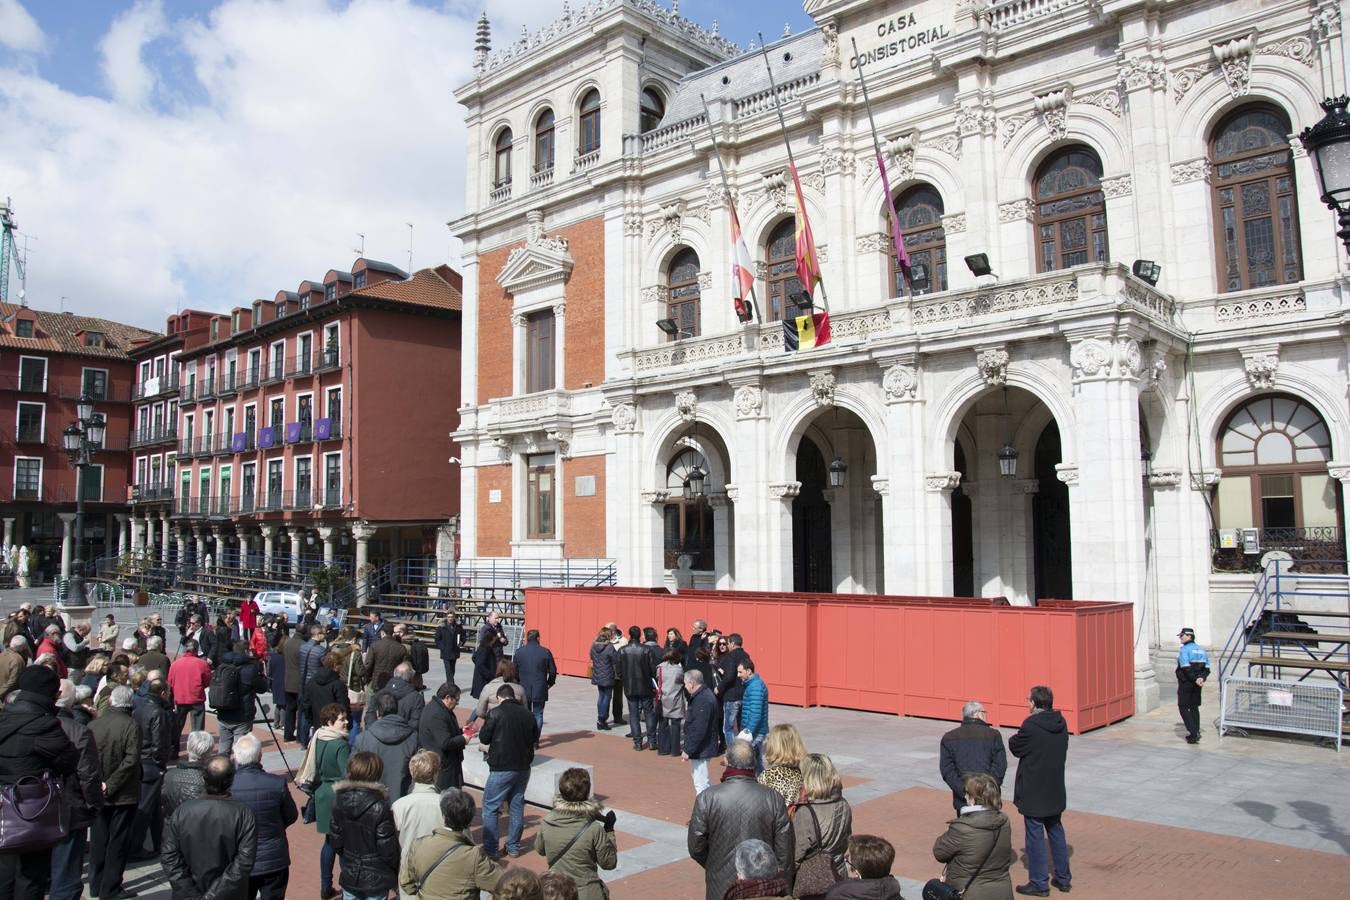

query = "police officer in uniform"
[1176,627,1210,744]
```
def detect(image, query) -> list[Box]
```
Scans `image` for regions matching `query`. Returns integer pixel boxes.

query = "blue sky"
[0,0,815,328]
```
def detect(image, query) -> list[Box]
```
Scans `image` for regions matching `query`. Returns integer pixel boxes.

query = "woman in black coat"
[327,751,400,898]
[267,624,289,727]
[469,631,497,699]
[305,652,351,727]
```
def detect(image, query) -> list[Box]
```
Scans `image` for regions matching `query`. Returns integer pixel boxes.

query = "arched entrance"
[655,422,735,588]
[790,407,882,594]
[952,387,1072,603]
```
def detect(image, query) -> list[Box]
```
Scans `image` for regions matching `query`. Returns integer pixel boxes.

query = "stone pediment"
[496,235,573,294]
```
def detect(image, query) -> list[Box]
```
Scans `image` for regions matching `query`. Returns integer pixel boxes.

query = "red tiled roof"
[349,265,462,311]
[0,303,161,359]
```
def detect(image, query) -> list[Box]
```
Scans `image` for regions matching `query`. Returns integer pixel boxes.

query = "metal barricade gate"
[1220,675,1343,751]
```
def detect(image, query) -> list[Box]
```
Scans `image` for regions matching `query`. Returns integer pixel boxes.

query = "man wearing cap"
[1176,627,1210,744]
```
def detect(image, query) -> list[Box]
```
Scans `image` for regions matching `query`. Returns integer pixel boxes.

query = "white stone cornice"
[641,489,671,505]
[925,472,962,493]
[1055,463,1079,486]
[769,481,802,500]
[1016,478,1040,495]
[871,475,890,496]
[675,390,697,422]
[1190,468,1222,491]
[1148,468,1183,488]
[1240,344,1279,390]
[1170,158,1212,185]
[1327,462,1350,484]
[976,347,1009,386]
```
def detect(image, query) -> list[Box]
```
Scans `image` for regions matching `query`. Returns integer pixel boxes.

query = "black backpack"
[209,661,242,710]
[408,640,430,676]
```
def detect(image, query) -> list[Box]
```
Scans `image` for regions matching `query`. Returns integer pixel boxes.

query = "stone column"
[194,527,208,569]
[129,512,142,557]
[121,515,132,558]
[159,513,172,565]
[260,525,277,572]
[1066,330,1157,711]
[289,528,303,577]
[212,526,226,568]
[639,491,669,588]
[877,359,928,594]
[58,513,76,578]
[766,482,801,592]
[352,522,377,606]
[2,517,15,551]
[318,525,337,566]
[112,513,128,557]
[175,530,188,569]
[707,493,733,590]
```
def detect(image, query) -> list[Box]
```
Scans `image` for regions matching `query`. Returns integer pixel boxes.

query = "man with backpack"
[406,632,431,687]
[215,639,263,755]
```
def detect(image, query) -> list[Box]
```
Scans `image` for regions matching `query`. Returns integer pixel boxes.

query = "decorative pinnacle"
[782,22,791,37]
[473,12,490,69]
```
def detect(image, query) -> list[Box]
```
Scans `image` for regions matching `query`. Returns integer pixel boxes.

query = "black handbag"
[794,805,842,897]
[0,772,70,851]
[922,820,1005,900]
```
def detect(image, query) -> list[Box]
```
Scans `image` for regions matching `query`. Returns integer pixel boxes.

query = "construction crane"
[0,197,24,304]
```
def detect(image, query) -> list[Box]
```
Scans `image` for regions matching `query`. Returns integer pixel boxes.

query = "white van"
[253,590,304,624]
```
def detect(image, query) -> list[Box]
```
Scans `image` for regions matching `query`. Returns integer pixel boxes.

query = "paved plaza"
[15,593,1350,897]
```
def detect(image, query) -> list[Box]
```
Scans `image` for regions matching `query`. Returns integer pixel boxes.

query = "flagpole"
[698,93,763,325]
[757,32,831,314]
[851,36,910,298]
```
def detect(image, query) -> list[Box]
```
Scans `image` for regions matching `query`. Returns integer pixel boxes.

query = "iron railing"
[1211,527,1346,573]
[130,425,177,448]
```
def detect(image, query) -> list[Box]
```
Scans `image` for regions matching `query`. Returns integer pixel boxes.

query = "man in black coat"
[304,652,350,728]
[618,625,656,751]
[371,662,424,729]
[716,634,751,751]
[0,666,80,899]
[296,624,328,747]
[685,618,710,669]
[512,629,557,736]
[51,682,105,900]
[1009,684,1071,897]
[418,682,468,790]
[161,754,258,900]
[434,612,465,688]
[477,685,540,859]
[218,641,264,756]
[230,734,297,900]
[90,684,142,900]
[938,699,1007,812]
[681,669,721,795]
[130,677,174,861]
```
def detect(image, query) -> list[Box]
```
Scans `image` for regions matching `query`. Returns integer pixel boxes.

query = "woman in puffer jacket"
[589,627,619,731]
[328,751,400,900]
[931,772,1013,900]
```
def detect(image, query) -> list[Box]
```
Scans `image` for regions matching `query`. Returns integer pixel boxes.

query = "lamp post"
[1299,96,1350,255]
[62,394,105,605]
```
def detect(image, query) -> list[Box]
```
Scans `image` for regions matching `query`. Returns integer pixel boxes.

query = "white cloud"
[0,0,44,53]
[100,0,169,108]
[0,0,571,330]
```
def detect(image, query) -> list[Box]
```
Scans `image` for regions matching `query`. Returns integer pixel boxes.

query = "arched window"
[890,185,947,296]
[493,128,513,187]
[667,248,701,339]
[1210,105,1303,292]
[640,88,665,133]
[765,218,801,323]
[1033,147,1108,272]
[534,109,555,173]
[578,89,601,156]
[1216,395,1339,549]
[664,448,714,570]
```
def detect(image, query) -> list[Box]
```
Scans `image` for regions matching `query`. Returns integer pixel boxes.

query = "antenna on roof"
[405,223,414,274]
[354,233,366,258]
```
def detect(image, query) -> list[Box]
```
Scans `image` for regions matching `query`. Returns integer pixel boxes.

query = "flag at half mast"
[784,161,830,351]
[730,204,756,320]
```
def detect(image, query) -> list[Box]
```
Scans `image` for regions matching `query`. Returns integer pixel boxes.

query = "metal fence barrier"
[1220,675,1343,751]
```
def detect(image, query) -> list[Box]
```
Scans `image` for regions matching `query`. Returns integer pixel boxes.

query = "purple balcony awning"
[231,432,247,453]
[315,417,332,440]
[285,422,303,444]
[258,426,276,449]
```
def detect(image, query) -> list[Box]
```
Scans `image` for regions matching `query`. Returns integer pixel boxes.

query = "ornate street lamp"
[997,443,1019,479]
[828,456,848,488]
[683,461,707,500]
[62,395,104,604]
[1299,96,1350,255]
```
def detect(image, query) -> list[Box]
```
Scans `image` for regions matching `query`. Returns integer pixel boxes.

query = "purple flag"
[258,426,275,449]
[314,418,332,440]
[876,147,911,280]
[285,422,303,444]
[231,432,247,453]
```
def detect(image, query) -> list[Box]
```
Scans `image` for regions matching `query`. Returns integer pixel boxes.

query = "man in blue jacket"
[737,660,769,775]
[512,629,557,737]
[229,733,297,900]
[681,669,721,795]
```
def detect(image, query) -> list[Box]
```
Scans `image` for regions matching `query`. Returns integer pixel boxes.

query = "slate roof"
[349,265,462,312]
[0,303,160,360]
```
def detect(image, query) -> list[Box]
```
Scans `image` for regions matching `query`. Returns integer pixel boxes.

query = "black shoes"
[1051,879,1071,893]
[1016,886,1050,897]
[596,720,611,730]
[1185,735,1200,744]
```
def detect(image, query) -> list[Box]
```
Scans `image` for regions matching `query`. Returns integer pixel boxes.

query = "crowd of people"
[0,600,1082,900]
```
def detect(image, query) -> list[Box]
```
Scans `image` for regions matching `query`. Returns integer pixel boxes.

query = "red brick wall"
[475,215,606,403]
[562,454,606,558]
[476,465,512,557]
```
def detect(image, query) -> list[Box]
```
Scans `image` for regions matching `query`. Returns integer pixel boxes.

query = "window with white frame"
[82,368,109,400]
[14,457,42,499]
[78,465,103,502]
[16,402,43,442]
[18,357,46,392]
[270,341,285,379]
[323,452,341,506]
[527,453,556,539]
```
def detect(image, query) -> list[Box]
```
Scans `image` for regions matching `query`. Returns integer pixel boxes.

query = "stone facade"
[450,0,1350,710]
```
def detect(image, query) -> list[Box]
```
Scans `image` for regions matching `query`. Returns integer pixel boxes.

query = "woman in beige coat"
[533,768,617,900]
[932,772,1014,900]
[792,753,852,900]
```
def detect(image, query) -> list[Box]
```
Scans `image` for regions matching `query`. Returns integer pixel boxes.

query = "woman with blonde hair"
[931,772,1013,900]
[791,753,853,900]
[757,723,808,808]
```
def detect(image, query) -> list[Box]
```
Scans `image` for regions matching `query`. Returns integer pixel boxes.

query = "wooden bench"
[1257,631,1350,644]
[1248,655,1350,673]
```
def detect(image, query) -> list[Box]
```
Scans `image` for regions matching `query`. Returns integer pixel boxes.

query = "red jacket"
[250,627,269,664]
[35,637,67,678]
[167,654,212,705]
[239,599,260,630]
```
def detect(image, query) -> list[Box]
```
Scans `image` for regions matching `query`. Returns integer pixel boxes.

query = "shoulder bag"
[0,772,70,851]
[922,821,1006,900]
[345,649,364,708]
[413,839,470,895]
[300,741,325,824]
[547,821,610,899]
[793,804,842,897]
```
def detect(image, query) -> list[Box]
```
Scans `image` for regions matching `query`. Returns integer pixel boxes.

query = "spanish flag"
[783,310,831,352]
[789,161,822,291]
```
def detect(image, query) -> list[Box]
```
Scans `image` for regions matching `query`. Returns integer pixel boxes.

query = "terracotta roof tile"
[349,265,462,311]
[0,303,160,359]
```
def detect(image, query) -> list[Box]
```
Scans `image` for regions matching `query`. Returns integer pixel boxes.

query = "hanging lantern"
[828,456,848,488]
[997,443,1019,479]
[684,461,707,499]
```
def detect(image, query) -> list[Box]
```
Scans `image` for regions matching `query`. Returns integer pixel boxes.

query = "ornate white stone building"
[450,0,1350,709]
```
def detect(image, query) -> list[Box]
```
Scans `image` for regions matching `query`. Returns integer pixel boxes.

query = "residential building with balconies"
[167,259,462,577]
[0,301,158,580]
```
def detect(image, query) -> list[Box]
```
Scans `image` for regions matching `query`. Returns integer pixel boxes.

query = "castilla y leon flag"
[730,205,756,321]
[785,161,830,350]
[783,309,832,352]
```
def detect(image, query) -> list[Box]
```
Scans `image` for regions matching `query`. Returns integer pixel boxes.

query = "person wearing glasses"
[828,834,903,900]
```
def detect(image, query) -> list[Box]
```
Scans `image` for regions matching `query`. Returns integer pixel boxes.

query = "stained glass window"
[1211,106,1302,292]
[1033,147,1109,272]
[890,185,947,296]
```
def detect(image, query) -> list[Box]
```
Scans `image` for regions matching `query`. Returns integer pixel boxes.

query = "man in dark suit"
[1010,684,1071,897]
[512,629,557,738]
